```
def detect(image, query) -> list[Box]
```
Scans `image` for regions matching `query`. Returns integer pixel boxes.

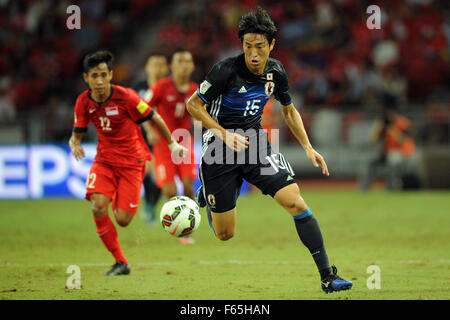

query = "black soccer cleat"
[105,261,130,276]
[195,186,206,208]
[321,265,353,294]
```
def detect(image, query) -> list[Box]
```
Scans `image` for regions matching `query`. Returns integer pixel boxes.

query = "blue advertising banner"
[0,143,249,199]
[0,144,97,199]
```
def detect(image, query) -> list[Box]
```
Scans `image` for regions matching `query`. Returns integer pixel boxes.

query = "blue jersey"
[197,53,292,130]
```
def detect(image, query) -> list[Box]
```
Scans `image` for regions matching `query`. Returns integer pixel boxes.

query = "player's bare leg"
[146,158,156,176]
[181,177,195,199]
[141,159,159,225]
[114,208,134,227]
[91,193,110,218]
[161,183,177,199]
[211,208,236,241]
[273,183,308,215]
[90,193,130,276]
[274,184,352,293]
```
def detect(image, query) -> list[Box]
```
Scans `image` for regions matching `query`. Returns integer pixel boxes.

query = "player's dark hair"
[170,47,190,63]
[83,50,114,73]
[238,6,277,43]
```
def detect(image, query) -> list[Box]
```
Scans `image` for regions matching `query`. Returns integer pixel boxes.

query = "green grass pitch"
[0,189,449,300]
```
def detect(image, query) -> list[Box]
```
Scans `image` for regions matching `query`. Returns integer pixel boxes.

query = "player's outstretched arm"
[186,92,248,152]
[281,103,329,176]
[69,132,85,161]
[145,112,187,157]
[140,120,159,145]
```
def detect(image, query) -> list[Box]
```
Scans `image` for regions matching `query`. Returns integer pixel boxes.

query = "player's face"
[83,62,113,97]
[171,52,194,79]
[242,33,275,75]
[146,56,169,80]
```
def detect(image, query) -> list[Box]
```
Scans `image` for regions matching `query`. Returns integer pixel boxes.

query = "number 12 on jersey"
[99,117,112,131]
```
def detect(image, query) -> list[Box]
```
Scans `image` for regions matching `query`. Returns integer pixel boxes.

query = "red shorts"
[85,161,145,215]
[153,143,197,188]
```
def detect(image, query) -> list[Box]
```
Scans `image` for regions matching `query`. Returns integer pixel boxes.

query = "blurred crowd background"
[0,0,449,187]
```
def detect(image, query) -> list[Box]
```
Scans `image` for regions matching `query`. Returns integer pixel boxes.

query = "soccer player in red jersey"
[147,48,198,244]
[69,51,186,276]
[134,53,169,225]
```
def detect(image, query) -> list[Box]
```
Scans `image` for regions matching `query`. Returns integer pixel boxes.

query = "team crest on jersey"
[265,81,275,96]
[207,194,216,207]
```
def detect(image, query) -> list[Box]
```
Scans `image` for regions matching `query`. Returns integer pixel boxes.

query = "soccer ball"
[160,196,201,237]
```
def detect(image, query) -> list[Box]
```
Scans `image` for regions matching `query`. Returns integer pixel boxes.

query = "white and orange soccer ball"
[160,196,201,237]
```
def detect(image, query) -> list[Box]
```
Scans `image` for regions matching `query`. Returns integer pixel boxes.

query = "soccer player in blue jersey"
[186,7,352,293]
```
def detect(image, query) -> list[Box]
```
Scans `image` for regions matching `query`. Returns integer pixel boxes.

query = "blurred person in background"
[0,87,16,123]
[360,94,415,191]
[44,95,73,142]
[134,53,170,225]
[146,48,198,245]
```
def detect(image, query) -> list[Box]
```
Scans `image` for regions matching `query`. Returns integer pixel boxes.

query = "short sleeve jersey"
[73,84,154,167]
[147,77,197,134]
[197,53,292,129]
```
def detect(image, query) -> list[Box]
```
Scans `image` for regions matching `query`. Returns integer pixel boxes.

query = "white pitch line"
[0,259,448,268]
[0,260,294,268]
[373,259,450,264]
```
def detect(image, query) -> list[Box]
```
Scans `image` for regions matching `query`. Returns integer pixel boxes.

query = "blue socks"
[293,207,313,220]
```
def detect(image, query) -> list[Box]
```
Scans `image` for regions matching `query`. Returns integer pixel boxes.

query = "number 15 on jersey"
[243,99,261,117]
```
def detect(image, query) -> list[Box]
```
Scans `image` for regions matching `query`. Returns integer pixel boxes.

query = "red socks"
[94,215,128,264]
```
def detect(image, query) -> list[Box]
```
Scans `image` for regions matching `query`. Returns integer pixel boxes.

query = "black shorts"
[199,127,296,213]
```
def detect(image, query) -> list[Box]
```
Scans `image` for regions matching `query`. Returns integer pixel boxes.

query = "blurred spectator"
[44,95,73,142]
[1,0,448,145]
[379,66,408,107]
[372,36,400,69]
[153,0,448,110]
[359,94,416,191]
[0,0,159,129]
[0,87,16,123]
[71,18,101,51]
[423,96,450,145]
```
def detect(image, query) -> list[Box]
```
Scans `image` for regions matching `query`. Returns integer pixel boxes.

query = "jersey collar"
[88,84,114,105]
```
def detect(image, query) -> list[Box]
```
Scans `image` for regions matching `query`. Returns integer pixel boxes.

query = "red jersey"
[73,84,153,167]
[147,77,197,135]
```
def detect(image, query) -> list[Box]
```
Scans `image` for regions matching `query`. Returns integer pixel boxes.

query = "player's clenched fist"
[224,131,249,152]
[169,141,188,158]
